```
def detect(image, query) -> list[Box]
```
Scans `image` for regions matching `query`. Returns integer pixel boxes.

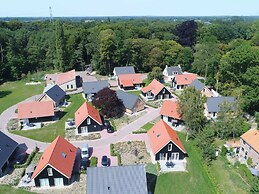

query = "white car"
[81,144,89,159]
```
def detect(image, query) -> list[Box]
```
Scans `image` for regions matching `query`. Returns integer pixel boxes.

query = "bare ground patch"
[112,111,147,130]
[0,168,25,185]
[65,129,101,141]
[114,141,151,165]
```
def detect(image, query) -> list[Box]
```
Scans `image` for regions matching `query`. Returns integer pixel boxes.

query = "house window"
[173,71,178,75]
[162,89,165,94]
[213,112,216,117]
[71,84,73,89]
[241,147,244,151]
[87,118,91,125]
[243,140,246,145]
[245,151,248,156]
[168,143,173,151]
[47,168,53,176]
[249,146,251,150]
[67,85,69,89]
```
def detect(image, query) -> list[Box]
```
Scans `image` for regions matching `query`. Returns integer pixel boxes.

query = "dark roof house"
[38,84,66,107]
[87,165,148,194]
[189,79,205,91]
[116,90,144,114]
[206,96,235,113]
[0,132,18,176]
[82,80,109,100]
[113,66,135,77]
[163,65,183,76]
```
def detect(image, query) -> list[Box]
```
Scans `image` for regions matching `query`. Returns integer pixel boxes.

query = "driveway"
[76,71,97,83]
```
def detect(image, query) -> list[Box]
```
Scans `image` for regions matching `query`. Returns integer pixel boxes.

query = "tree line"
[0,18,258,114]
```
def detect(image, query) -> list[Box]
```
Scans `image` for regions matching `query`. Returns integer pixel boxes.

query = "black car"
[104,120,114,133]
[101,155,109,166]
[15,153,28,164]
[81,157,88,170]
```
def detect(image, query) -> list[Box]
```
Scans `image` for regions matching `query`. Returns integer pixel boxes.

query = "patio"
[21,122,42,130]
[159,159,187,172]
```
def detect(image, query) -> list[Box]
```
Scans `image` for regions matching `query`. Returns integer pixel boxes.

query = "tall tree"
[92,88,125,118]
[178,87,207,137]
[175,20,198,47]
[148,67,163,81]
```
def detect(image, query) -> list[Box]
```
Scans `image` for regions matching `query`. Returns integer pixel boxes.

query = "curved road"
[0,95,160,152]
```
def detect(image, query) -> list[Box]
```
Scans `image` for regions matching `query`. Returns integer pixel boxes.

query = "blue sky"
[1,0,259,17]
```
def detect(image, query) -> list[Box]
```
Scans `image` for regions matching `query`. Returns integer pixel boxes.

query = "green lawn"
[127,90,141,96]
[154,133,217,194]
[208,156,250,194]
[0,185,35,194]
[12,94,85,142]
[143,78,151,86]
[142,122,154,131]
[0,80,44,114]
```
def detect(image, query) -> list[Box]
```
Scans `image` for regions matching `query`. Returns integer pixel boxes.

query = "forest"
[0,18,258,115]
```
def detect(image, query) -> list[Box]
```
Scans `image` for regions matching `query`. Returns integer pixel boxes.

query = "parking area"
[90,145,118,167]
[76,71,97,83]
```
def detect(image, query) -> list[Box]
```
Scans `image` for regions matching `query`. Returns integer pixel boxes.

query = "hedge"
[14,147,38,168]
[132,130,147,134]
[90,157,98,167]
[110,143,122,166]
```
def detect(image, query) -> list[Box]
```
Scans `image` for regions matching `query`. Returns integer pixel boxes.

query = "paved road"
[0,94,160,152]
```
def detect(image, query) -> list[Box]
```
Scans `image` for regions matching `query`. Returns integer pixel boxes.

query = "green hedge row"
[132,130,147,134]
[14,147,38,169]
[110,144,122,166]
[90,157,98,167]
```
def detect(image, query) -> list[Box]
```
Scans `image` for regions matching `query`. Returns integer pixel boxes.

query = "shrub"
[110,143,122,166]
[132,130,147,134]
[220,146,227,157]
[247,157,253,167]
[156,162,161,172]
[90,157,98,167]
[255,112,259,124]
[117,154,122,166]
[238,164,254,182]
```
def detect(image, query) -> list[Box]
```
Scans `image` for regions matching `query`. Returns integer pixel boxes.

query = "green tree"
[250,177,259,194]
[178,87,207,137]
[147,67,163,81]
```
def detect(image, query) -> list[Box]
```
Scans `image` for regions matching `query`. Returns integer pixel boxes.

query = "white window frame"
[54,178,64,186]
[47,168,53,176]
[40,178,49,187]
[168,143,173,151]
[87,118,91,125]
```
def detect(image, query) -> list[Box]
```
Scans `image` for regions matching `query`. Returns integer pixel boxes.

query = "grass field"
[154,133,217,194]
[12,94,85,142]
[127,90,141,96]
[0,80,44,114]
[208,156,250,194]
[0,185,35,194]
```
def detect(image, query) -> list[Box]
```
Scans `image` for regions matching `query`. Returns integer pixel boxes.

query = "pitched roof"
[116,90,139,110]
[141,79,165,96]
[87,165,148,194]
[206,96,235,113]
[189,79,205,91]
[174,73,197,85]
[118,74,142,87]
[147,120,186,154]
[18,101,54,119]
[43,84,66,105]
[31,136,77,179]
[165,66,183,76]
[0,132,18,169]
[160,100,182,120]
[114,66,135,76]
[75,102,102,127]
[82,80,109,94]
[241,129,259,153]
[45,70,76,86]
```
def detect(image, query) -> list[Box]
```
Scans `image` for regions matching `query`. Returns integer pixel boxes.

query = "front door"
[39,178,49,187]
[54,178,64,186]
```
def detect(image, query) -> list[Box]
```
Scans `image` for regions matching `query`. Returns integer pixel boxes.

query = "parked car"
[104,120,114,133]
[81,144,89,159]
[101,155,109,166]
[67,119,75,126]
[81,157,88,170]
[15,153,28,164]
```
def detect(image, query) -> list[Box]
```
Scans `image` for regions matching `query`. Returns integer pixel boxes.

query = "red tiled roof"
[18,101,54,119]
[241,129,259,153]
[31,136,77,179]
[141,79,165,96]
[175,73,197,85]
[160,100,182,120]
[45,70,76,86]
[118,74,142,87]
[147,120,186,154]
[75,102,102,127]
